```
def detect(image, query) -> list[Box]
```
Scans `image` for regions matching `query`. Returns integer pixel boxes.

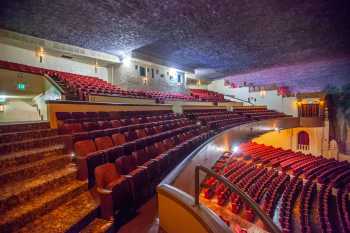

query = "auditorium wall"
[252,127,326,157]
[208,80,298,116]
[0,42,109,81]
[112,58,195,93]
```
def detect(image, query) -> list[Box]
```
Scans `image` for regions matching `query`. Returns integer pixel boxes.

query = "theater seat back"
[95,136,114,150]
[112,133,126,145]
[95,163,120,189]
[74,139,97,157]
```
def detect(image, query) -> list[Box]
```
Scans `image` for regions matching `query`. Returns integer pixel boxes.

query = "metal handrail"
[194,165,282,233]
[224,95,254,105]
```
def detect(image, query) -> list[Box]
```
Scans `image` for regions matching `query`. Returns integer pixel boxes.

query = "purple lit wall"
[224,57,350,93]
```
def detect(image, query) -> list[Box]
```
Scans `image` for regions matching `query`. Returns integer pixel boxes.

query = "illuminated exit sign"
[17,83,26,91]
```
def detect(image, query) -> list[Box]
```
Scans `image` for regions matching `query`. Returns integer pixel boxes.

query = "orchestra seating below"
[201,142,350,233]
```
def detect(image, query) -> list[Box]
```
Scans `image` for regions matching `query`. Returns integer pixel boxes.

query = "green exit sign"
[17,83,26,91]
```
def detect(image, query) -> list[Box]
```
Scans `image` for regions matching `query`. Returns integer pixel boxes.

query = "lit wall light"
[232,145,239,153]
[0,104,4,112]
[94,60,99,73]
[37,47,45,63]
[142,76,149,85]
[0,95,6,102]
[259,89,266,97]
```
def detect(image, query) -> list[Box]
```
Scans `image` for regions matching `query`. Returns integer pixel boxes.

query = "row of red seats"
[216,163,256,206]
[202,160,245,199]
[56,110,174,122]
[60,115,189,134]
[239,142,350,188]
[230,167,266,216]
[51,72,196,101]
[318,185,334,233]
[75,126,212,219]
[0,60,211,102]
[233,108,288,120]
[261,173,290,218]
[299,180,317,233]
[190,89,225,102]
[279,176,303,233]
[336,186,350,233]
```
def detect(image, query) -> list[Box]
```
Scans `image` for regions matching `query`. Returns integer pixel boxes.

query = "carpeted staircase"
[0,122,113,233]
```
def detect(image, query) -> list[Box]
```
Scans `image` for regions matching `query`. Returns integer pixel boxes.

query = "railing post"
[194,166,200,206]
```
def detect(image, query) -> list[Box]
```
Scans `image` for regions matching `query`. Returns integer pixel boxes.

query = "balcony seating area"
[201,142,350,233]
[190,89,225,102]
[0,122,112,233]
[0,60,199,102]
[184,109,250,131]
[73,120,213,219]
[233,107,288,120]
[56,110,179,133]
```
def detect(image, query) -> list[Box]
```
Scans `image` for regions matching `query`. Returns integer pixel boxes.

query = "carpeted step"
[80,218,114,233]
[0,154,71,185]
[0,122,50,134]
[0,135,67,155]
[0,128,58,144]
[0,165,77,213]
[0,144,66,169]
[17,191,100,233]
[0,179,88,233]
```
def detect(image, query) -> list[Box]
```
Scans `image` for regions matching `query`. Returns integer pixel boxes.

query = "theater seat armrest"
[97,187,113,219]
[137,165,148,169]
[97,187,112,195]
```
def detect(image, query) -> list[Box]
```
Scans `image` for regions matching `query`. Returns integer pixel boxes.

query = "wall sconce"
[94,60,99,73]
[197,80,201,86]
[0,104,4,112]
[37,47,45,63]
[142,76,148,85]
[259,89,266,97]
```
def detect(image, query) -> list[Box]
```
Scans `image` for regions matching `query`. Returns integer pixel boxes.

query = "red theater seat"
[95,163,132,219]
[115,156,150,206]
[112,133,127,146]
[95,136,114,150]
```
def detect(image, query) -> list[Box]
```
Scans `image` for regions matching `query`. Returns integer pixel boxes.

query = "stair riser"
[0,129,58,144]
[0,147,65,170]
[0,183,87,233]
[0,122,50,134]
[66,208,99,233]
[0,136,66,155]
[0,156,71,185]
[0,169,76,213]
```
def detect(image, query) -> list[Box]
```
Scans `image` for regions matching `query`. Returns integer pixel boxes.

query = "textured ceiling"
[0,0,350,80]
[225,57,350,93]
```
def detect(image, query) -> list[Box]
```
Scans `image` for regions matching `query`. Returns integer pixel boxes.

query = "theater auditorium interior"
[0,1,349,233]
